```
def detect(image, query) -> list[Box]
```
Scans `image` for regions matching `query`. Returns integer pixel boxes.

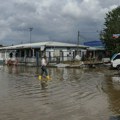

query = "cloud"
[62,0,81,18]
[0,0,119,45]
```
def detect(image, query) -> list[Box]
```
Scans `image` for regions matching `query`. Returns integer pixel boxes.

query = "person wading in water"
[39,55,50,80]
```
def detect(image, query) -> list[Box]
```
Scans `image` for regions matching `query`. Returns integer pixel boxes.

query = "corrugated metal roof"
[0,41,88,50]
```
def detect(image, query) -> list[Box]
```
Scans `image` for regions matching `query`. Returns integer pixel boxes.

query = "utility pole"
[77,30,80,54]
[29,27,33,43]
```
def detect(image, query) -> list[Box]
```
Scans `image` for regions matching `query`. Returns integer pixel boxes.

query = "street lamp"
[29,27,33,43]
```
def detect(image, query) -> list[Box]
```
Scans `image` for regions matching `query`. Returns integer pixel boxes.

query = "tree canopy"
[100,6,120,54]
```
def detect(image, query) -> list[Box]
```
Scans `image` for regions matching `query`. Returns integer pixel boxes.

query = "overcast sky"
[0,0,119,45]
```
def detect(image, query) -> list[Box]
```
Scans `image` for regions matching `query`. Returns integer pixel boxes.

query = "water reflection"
[0,66,120,120]
[112,76,120,84]
[103,70,120,116]
[110,115,120,120]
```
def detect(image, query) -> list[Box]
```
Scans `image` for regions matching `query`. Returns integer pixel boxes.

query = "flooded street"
[0,66,120,120]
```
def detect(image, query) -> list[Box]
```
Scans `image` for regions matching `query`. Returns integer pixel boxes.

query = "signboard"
[112,34,120,38]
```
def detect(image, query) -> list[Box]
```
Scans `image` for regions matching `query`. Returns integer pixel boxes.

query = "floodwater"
[0,65,120,120]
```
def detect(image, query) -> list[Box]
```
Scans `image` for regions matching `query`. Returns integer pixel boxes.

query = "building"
[84,40,104,48]
[0,41,88,66]
[0,45,5,65]
[84,40,109,62]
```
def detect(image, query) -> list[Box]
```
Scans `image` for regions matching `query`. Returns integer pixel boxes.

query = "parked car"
[111,53,120,69]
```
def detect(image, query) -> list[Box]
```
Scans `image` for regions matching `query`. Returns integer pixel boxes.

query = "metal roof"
[87,46,105,51]
[84,40,104,47]
[0,41,88,50]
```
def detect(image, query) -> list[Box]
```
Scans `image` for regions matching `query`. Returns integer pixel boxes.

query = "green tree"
[100,6,120,54]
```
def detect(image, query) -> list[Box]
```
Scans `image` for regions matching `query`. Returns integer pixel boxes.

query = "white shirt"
[41,58,47,66]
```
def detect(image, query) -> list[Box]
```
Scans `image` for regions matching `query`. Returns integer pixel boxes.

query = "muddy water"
[0,66,120,120]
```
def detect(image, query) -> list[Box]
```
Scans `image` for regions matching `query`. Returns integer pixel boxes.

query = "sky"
[0,0,119,46]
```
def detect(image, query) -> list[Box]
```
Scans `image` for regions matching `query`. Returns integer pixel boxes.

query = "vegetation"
[100,6,120,55]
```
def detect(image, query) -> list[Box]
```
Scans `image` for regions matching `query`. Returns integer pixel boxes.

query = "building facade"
[0,41,88,66]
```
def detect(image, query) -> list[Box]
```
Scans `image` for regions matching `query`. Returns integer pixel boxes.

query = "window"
[113,55,120,60]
